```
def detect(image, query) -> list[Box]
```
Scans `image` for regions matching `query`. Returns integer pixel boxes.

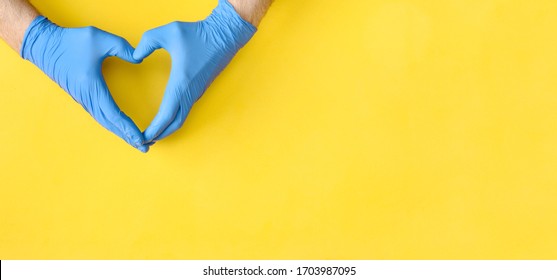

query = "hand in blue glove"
[21,16,149,152]
[133,0,257,144]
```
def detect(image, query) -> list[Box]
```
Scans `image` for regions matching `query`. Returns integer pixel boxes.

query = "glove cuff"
[20,16,60,64]
[208,0,258,50]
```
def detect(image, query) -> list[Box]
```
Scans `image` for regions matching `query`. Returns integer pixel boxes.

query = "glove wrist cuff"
[20,16,59,62]
[208,0,258,50]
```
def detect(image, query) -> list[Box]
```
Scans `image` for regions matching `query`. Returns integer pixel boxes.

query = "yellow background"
[1,0,557,259]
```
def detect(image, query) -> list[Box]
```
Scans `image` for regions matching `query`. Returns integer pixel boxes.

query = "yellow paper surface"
[1,0,557,259]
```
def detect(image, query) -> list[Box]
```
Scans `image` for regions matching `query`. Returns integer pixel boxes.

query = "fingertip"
[133,28,165,61]
[128,133,148,153]
[124,49,141,64]
[132,56,144,63]
[143,126,161,143]
[132,51,145,62]
[137,145,149,153]
[128,130,145,145]
[110,113,147,151]
[127,52,143,64]
[133,44,156,62]
[106,35,138,63]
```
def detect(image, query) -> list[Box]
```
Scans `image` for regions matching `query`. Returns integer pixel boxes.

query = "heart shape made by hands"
[102,50,171,135]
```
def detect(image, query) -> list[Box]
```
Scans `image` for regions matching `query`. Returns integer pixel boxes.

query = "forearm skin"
[228,0,273,27]
[0,0,39,53]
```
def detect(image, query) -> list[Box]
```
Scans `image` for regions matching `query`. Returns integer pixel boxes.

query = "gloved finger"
[133,27,166,61]
[96,112,149,153]
[143,90,181,142]
[153,105,189,141]
[93,81,149,152]
[101,32,141,64]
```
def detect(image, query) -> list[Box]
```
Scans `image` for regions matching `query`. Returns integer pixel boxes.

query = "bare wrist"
[0,0,39,53]
[227,0,272,27]
[14,9,39,52]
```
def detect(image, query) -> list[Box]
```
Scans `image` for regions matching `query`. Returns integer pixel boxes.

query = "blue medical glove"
[21,16,149,153]
[133,0,257,143]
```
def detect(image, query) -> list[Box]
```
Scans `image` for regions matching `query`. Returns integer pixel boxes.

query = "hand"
[21,16,149,152]
[133,0,257,144]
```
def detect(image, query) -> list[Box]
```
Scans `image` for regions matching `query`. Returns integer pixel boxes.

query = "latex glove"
[133,0,257,144]
[21,16,149,152]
